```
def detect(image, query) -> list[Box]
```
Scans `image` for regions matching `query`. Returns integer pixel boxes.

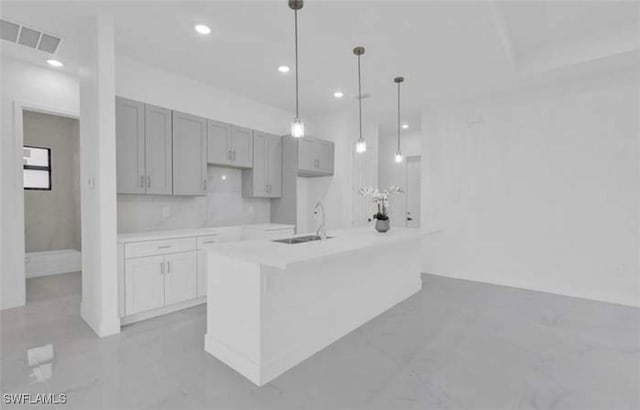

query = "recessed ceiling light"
[278,65,290,73]
[402,124,409,129]
[46,59,63,67]
[333,91,344,99]
[194,24,211,35]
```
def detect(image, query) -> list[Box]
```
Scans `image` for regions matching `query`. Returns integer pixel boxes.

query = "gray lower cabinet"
[297,137,335,177]
[172,111,208,196]
[207,120,253,168]
[124,252,197,316]
[242,132,282,198]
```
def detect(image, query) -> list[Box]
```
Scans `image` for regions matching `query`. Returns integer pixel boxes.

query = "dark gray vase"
[375,219,390,233]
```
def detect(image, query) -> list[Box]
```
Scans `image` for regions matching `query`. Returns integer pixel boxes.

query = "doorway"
[405,156,421,228]
[22,110,81,305]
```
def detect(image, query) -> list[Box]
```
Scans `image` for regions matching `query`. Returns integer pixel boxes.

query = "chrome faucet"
[313,201,327,241]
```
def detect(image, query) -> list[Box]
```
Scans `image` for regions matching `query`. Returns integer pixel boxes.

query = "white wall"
[422,69,640,307]
[78,15,120,336]
[114,55,293,233]
[1,58,80,309]
[297,109,378,234]
[378,131,422,226]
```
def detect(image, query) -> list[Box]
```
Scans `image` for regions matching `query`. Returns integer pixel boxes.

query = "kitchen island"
[203,227,423,386]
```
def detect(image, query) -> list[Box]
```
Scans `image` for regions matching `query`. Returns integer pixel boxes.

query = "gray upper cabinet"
[207,120,253,168]
[207,120,232,166]
[116,97,145,194]
[172,111,207,196]
[116,98,173,195]
[297,138,335,177]
[242,132,282,198]
[231,126,253,168]
[144,104,173,195]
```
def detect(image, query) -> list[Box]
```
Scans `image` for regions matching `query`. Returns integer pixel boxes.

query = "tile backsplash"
[117,166,271,233]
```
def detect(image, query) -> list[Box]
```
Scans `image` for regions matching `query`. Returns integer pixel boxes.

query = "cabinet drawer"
[265,228,295,240]
[197,235,219,249]
[125,237,196,259]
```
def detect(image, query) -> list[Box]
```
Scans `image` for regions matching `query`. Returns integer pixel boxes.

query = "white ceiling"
[2,1,639,133]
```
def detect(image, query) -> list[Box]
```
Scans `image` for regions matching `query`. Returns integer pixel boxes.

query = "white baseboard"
[25,249,82,278]
[121,297,206,326]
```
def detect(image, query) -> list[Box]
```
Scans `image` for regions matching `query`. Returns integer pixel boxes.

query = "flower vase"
[375,219,390,233]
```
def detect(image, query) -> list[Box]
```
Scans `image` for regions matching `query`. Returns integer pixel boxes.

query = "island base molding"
[204,235,422,386]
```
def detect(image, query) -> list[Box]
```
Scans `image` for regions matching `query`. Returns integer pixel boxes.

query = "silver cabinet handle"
[160,262,165,275]
[203,179,207,191]
[202,240,216,244]
[166,261,171,273]
[139,176,144,188]
[233,150,236,161]
[146,176,151,188]
[228,150,232,160]
[158,245,171,249]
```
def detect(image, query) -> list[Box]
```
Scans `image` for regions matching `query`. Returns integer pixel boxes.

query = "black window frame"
[23,145,52,191]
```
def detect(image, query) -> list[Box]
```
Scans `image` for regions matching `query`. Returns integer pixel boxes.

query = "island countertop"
[202,227,423,269]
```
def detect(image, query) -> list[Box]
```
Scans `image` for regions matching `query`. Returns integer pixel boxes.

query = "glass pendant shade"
[395,152,404,163]
[355,138,367,153]
[291,118,305,138]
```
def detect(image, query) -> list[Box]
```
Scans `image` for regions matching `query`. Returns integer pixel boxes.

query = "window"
[23,146,51,190]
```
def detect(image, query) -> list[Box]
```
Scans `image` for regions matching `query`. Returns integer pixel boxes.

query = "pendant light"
[354,46,367,153]
[394,76,405,163]
[290,0,304,138]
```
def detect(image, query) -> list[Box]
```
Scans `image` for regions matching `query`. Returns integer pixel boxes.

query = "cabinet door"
[251,132,269,196]
[164,252,197,305]
[172,111,207,196]
[207,120,232,166]
[144,104,173,195]
[266,134,282,197]
[230,126,253,168]
[317,141,334,175]
[116,97,145,194]
[297,139,316,173]
[125,255,164,315]
[196,250,207,297]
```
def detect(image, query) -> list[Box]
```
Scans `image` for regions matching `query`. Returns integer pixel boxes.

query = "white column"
[78,15,120,336]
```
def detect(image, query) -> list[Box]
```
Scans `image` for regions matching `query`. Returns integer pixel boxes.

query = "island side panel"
[205,252,263,385]
[258,237,422,385]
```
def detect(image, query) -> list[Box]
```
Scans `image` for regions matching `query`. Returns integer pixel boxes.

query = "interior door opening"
[22,110,82,306]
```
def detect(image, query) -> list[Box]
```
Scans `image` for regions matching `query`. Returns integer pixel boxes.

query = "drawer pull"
[202,240,216,244]
[157,245,172,249]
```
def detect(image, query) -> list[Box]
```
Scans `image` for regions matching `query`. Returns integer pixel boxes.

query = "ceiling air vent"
[0,18,62,54]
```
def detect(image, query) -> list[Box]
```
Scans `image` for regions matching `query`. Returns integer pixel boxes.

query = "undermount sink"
[272,235,333,244]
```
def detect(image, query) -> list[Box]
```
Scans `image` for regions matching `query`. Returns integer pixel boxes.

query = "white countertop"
[203,227,423,269]
[117,223,295,243]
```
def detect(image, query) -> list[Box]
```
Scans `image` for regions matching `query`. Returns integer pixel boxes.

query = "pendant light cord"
[358,54,362,140]
[294,9,299,119]
[397,81,401,152]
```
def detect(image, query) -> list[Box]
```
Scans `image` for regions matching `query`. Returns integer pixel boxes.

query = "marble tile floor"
[1,271,639,409]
